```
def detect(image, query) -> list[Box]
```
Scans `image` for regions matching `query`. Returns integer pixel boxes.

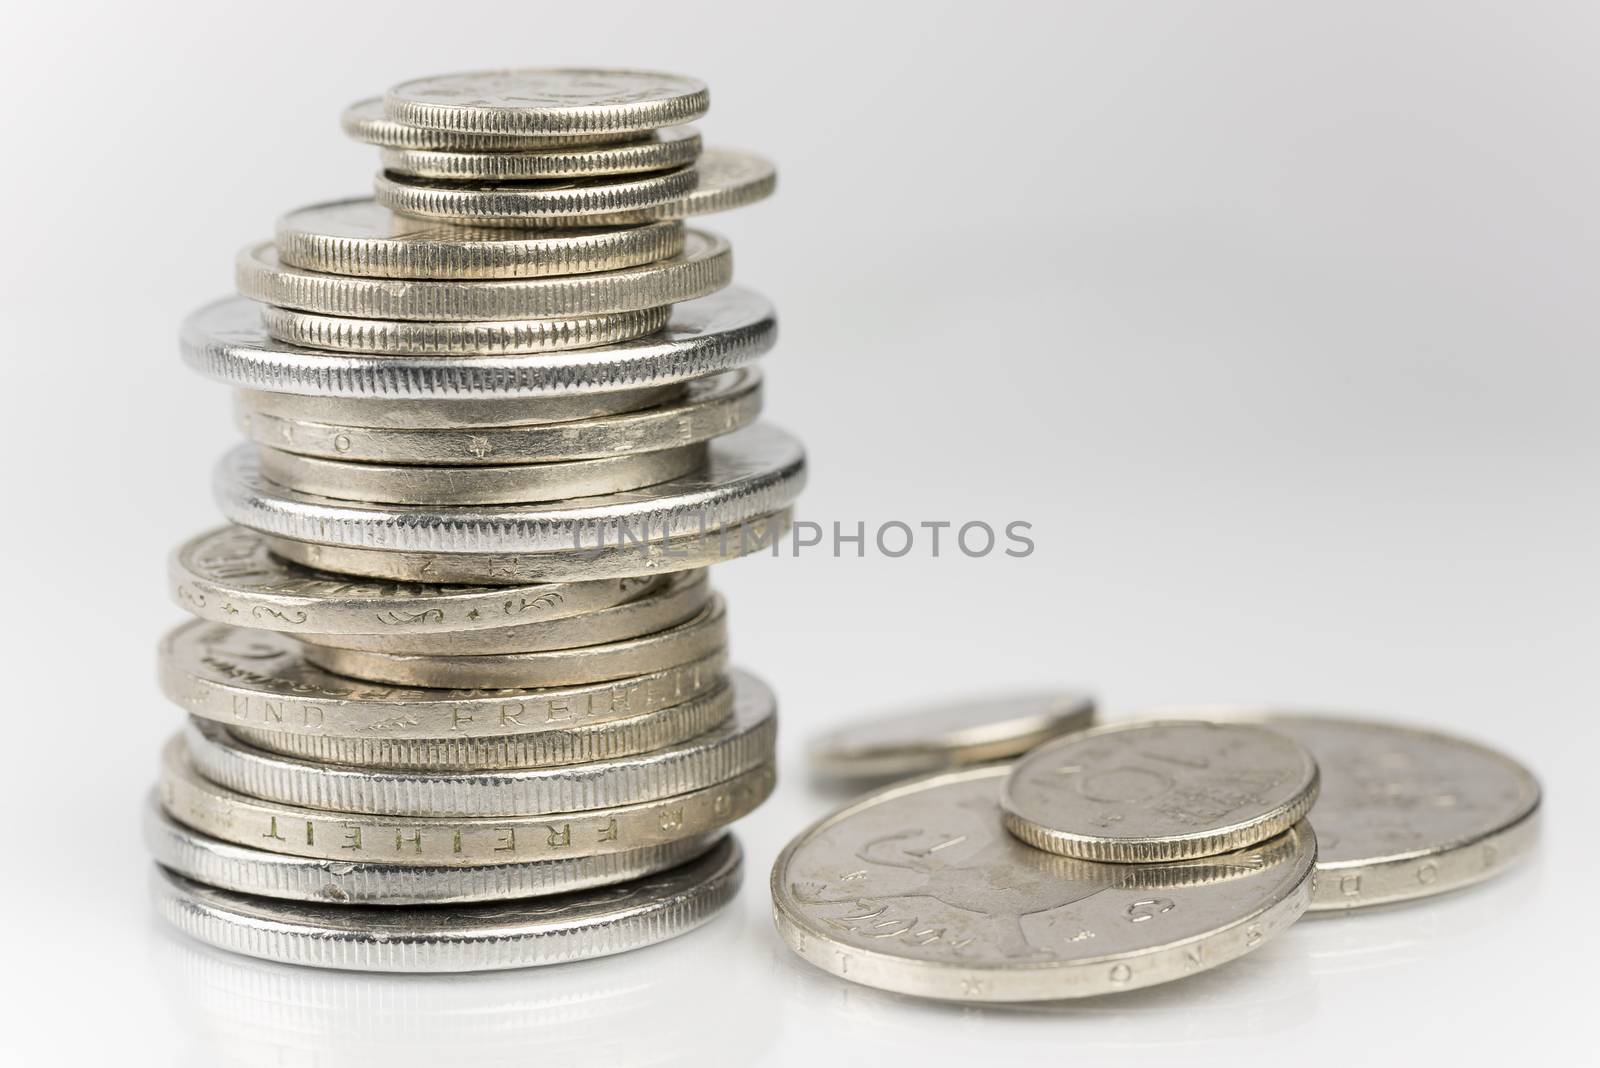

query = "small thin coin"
[238,229,730,320]
[146,793,719,905]
[185,668,772,816]
[235,369,761,464]
[808,690,1097,781]
[1001,721,1319,862]
[299,595,727,689]
[771,765,1315,1002]
[532,150,775,227]
[152,835,742,972]
[259,304,670,357]
[237,385,689,431]
[255,442,707,507]
[343,97,649,150]
[374,168,698,225]
[385,69,709,137]
[380,126,701,181]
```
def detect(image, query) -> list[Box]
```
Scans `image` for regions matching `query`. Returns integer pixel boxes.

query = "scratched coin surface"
[385,69,709,136]
[1001,721,1319,862]
[152,834,741,972]
[380,126,701,181]
[809,690,1097,781]
[771,765,1315,1002]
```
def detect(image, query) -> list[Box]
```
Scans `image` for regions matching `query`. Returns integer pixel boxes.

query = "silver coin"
[259,304,671,357]
[808,690,1098,781]
[238,229,730,320]
[374,167,698,225]
[181,287,774,400]
[235,369,761,464]
[385,69,709,136]
[771,765,1315,1001]
[185,667,773,817]
[275,198,684,280]
[1001,721,1319,862]
[237,385,689,431]
[215,422,805,555]
[152,835,741,972]
[531,149,775,227]
[342,97,650,150]
[146,792,720,905]
[380,126,701,181]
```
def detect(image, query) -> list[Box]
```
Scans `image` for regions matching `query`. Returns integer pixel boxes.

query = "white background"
[3,1,1596,1063]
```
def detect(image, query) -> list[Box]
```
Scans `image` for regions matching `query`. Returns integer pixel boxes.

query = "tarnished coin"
[181,287,774,400]
[299,595,727,689]
[238,230,730,320]
[532,150,775,227]
[153,835,742,972]
[146,793,719,905]
[374,168,698,225]
[255,441,708,506]
[385,69,709,137]
[239,385,690,431]
[259,304,670,357]
[808,690,1097,781]
[342,97,648,151]
[185,668,772,816]
[771,765,1315,1002]
[236,369,762,464]
[380,126,701,181]
[160,735,774,865]
[158,619,726,741]
[1001,721,1319,862]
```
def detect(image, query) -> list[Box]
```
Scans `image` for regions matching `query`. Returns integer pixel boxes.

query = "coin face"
[808,690,1096,780]
[385,69,709,136]
[771,765,1315,1001]
[1001,721,1319,862]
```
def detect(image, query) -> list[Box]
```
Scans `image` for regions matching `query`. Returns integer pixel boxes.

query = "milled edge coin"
[146,792,720,905]
[529,149,776,227]
[808,690,1098,780]
[152,835,742,972]
[374,167,698,224]
[343,97,649,150]
[1001,721,1319,862]
[380,126,701,180]
[384,69,709,136]
[259,304,671,357]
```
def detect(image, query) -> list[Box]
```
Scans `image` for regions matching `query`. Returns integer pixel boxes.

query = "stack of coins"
[149,68,802,973]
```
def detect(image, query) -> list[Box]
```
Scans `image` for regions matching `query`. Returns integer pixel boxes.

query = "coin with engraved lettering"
[808,691,1098,781]
[181,287,774,399]
[385,69,709,137]
[153,834,741,971]
[240,385,690,431]
[146,793,720,905]
[259,304,671,357]
[374,167,698,225]
[771,765,1315,1001]
[380,126,701,181]
[1001,721,1318,862]
[160,735,774,865]
[343,97,650,151]
[185,668,772,817]
[235,369,762,464]
[530,149,776,227]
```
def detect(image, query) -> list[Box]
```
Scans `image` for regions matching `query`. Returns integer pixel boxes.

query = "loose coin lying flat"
[385,69,710,137]
[181,287,774,400]
[240,384,690,431]
[343,97,648,151]
[216,422,805,555]
[259,304,670,357]
[153,834,741,972]
[535,150,776,227]
[1002,721,1319,862]
[236,369,762,464]
[238,230,730,320]
[374,168,698,225]
[147,793,718,905]
[161,736,774,865]
[771,765,1315,1001]
[275,198,684,279]
[380,126,701,181]
[185,668,772,816]
[809,690,1097,781]
[300,595,727,689]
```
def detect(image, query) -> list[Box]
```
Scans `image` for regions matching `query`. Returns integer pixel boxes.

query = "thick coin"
[380,126,701,181]
[304,570,709,656]
[146,793,719,905]
[152,834,741,972]
[300,595,727,689]
[771,765,1315,1001]
[170,526,663,636]
[215,422,805,554]
[255,442,707,506]
[259,304,670,357]
[181,287,774,400]
[158,619,726,741]
[238,385,689,431]
[275,198,684,280]
[374,168,698,225]
[808,690,1098,781]
[264,507,792,584]
[1002,721,1319,862]
[235,369,761,464]
[342,97,648,150]
[160,735,774,865]
[239,229,730,320]
[385,69,709,137]
[186,668,772,816]
[534,150,775,227]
